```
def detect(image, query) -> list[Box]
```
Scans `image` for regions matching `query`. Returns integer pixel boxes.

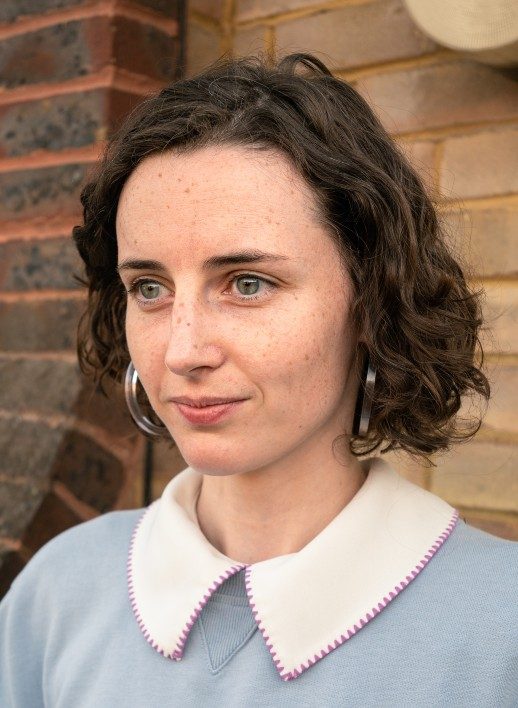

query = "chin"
[176,444,249,476]
[172,425,291,477]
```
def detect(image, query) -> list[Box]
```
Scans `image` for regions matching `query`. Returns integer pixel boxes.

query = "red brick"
[0,237,82,290]
[355,61,518,135]
[0,92,103,158]
[0,89,144,159]
[0,546,25,599]
[0,360,82,415]
[0,0,181,22]
[0,0,179,23]
[0,298,85,351]
[440,129,518,200]
[52,430,124,512]
[0,164,87,222]
[132,0,181,15]
[72,375,137,439]
[0,0,183,587]
[0,0,82,23]
[111,16,179,83]
[0,418,65,483]
[441,204,518,277]
[0,479,47,538]
[276,0,436,72]
[108,90,149,135]
[21,491,84,555]
[0,16,177,91]
[0,357,136,438]
[430,441,518,513]
[0,18,110,89]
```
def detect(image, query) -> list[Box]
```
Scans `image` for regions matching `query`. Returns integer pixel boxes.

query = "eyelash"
[126,273,277,306]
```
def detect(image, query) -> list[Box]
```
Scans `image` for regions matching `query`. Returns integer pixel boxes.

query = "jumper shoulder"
[437,519,518,631]
[2,506,145,600]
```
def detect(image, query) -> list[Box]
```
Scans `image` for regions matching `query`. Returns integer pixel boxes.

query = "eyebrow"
[117,249,291,273]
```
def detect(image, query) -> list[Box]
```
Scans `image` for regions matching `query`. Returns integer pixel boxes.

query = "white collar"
[128,457,459,681]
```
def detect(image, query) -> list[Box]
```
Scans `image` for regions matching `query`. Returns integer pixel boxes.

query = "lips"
[174,400,244,425]
[171,396,246,408]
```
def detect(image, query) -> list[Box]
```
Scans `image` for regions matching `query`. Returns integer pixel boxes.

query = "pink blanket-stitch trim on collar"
[127,505,173,658]
[128,501,459,680]
[244,508,460,681]
[127,504,248,660]
[170,562,247,659]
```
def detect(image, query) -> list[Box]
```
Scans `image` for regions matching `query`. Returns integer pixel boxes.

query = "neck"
[195,449,368,565]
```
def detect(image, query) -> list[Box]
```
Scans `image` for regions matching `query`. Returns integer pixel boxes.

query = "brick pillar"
[0,0,185,598]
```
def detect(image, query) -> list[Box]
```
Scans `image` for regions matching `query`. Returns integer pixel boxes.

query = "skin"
[116,143,367,564]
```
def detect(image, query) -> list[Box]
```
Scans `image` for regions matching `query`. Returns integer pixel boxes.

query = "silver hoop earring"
[124,361,167,438]
[353,353,377,437]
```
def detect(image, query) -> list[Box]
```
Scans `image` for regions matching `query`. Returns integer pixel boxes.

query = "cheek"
[260,295,353,403]
[125,309,168,393]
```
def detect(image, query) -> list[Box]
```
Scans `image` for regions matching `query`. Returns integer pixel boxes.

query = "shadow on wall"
[0,362,142,599]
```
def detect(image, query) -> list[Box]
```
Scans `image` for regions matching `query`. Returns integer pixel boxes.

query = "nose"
[164,293,224,376]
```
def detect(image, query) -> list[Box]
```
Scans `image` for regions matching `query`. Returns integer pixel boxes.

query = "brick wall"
[183,0,518,539]
[0,0,184,597]
[1,1,514,598]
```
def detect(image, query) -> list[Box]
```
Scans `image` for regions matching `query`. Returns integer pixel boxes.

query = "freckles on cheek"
[125,311,165,379]
[265,316,322,390]
[296,307,344,387]
[124,311,144,365]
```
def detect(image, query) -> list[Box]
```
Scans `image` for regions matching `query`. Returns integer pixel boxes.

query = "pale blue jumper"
[0,508,517,707]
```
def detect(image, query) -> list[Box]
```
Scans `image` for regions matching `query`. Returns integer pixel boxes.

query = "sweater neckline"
[127,456,459,681]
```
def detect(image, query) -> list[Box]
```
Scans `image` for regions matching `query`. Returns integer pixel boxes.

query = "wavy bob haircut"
[73,51,490,462]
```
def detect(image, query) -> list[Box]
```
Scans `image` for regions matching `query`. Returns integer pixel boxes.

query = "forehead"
[115,144,329,262]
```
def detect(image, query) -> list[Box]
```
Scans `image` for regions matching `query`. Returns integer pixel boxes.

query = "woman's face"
[116,144,360,476]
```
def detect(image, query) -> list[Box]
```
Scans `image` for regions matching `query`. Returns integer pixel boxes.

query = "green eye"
[235,276,261,297]
[138,281,161,299]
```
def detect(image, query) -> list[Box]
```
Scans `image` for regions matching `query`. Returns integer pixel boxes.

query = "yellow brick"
[275,0,436,72]
[397,139,437,196]
[429,441,518,513]
[441,204,518,278]
[186,21,222,77]
[458,508,518,541]
[440,128,518,200]
[237,0,322,23]
[190,0,224,21]
[234,25,266,57]
[354,62,518,136]
[459,508,518,541]
[484,364,518,434]
[480,282,518,354]
[455,361,518,435]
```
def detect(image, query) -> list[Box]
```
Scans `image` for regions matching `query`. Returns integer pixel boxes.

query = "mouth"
[174,400,245,425]
[171,396,246,407]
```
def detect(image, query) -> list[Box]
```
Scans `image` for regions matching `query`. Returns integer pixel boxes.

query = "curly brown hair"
[72,51,490,462]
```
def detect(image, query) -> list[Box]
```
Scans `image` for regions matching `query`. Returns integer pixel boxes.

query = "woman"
[1,53,516,707]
